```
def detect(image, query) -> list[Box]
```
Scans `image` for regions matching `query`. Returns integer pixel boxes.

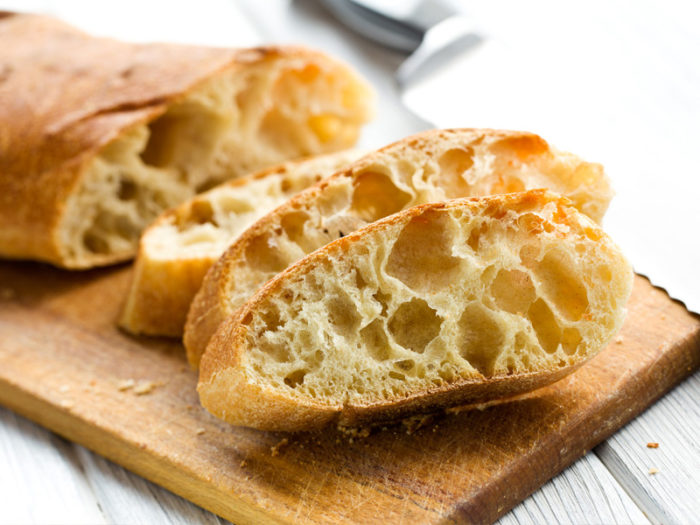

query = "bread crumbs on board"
[270,438,289,457]
[117,379,135,391]
[195,428,206,435]
[402,414,434,434]
[134,380,162,395]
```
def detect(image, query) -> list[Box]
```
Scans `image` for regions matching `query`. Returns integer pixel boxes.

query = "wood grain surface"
[0,261,698,524]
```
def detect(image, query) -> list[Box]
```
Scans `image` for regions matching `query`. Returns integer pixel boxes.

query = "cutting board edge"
[447,318,700,524]
[0,376,290,525]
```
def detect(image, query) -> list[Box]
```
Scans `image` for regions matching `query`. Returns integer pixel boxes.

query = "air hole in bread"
[140,104,227,186]
[561,327,582,355]
[284,369,307,388]
[386,210,461,292]
[467,221,487,252]
[388,298,441,354]
[360,319,391,361]
[260,303,282,333]
[244,232,288,273]
[457,302,504,377]
[259,109,301,154]
[83,231,110,254]
[326,291,360,337]
[308,114,343,144]
[353,268,367,290]
[491,269,536,314]
[372,290,390,316]
[280,210,311,247]
[388,370,405,381]
[437,147,473,198]
[528,299,561,354]
[350,171,411,222]
[258,339,291,363]
[117,179,137,201]
[394,359,415,373]
[187,200,217,226]
[529,249,589,321]
[213,193,256,216]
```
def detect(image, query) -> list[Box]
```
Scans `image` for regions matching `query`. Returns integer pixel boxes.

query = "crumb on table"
[647,442,659,448]
[134,380,161,395]
[117,379,135,391]
[270,438,289,457]
[648,467,659,475]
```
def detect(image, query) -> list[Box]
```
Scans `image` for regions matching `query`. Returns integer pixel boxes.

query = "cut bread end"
[198,190,633,431]
[119,150,363,336]
[56,49,373,269]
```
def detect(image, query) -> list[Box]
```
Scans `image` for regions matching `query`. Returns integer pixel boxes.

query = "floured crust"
[119,150,362,336]
[198,191,633,431]
[185,128,613,367]
[0,13,373,268]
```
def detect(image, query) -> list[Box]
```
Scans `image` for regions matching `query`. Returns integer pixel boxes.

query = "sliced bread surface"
[120,150,362,336]
[185,128,613,367]
[0,13,373,268]
[198,190,633,431]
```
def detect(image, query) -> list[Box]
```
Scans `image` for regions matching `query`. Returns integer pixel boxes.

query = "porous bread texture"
[119,150,362,337]
[198,191,633,432]
[185,128,613,367]
[58,56,372,268]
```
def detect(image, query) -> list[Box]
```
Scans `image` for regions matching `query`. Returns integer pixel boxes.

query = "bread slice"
[185,128,612,367]
[0,13,373,269]
[119,150,363,337]
[198,190,633,431]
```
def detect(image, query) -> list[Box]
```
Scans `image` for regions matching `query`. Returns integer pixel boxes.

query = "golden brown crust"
[198,191,630,432]
[184,128,611,367]
[0,13,354,267]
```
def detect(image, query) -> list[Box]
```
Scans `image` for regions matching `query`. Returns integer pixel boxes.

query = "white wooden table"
[1,1,699,523]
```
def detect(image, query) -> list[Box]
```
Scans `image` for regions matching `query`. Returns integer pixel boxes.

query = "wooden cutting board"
[0,261,698,524]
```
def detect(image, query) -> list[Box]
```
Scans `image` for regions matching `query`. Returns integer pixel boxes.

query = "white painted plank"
[595,370,700,525]
[75,445,228,525]
[498,452,650,525]
[0,407,105,525]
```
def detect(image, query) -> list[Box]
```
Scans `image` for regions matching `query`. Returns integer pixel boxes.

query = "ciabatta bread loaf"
[0,13,373,268]
[119,150,362,336]
[198,191,633,431]
[185,128,612,367]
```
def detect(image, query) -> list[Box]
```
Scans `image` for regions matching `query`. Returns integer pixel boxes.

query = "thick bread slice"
[198,190,633,431]
[0,13,373,269]
[120,150,362,337]
[185,128,612,367]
